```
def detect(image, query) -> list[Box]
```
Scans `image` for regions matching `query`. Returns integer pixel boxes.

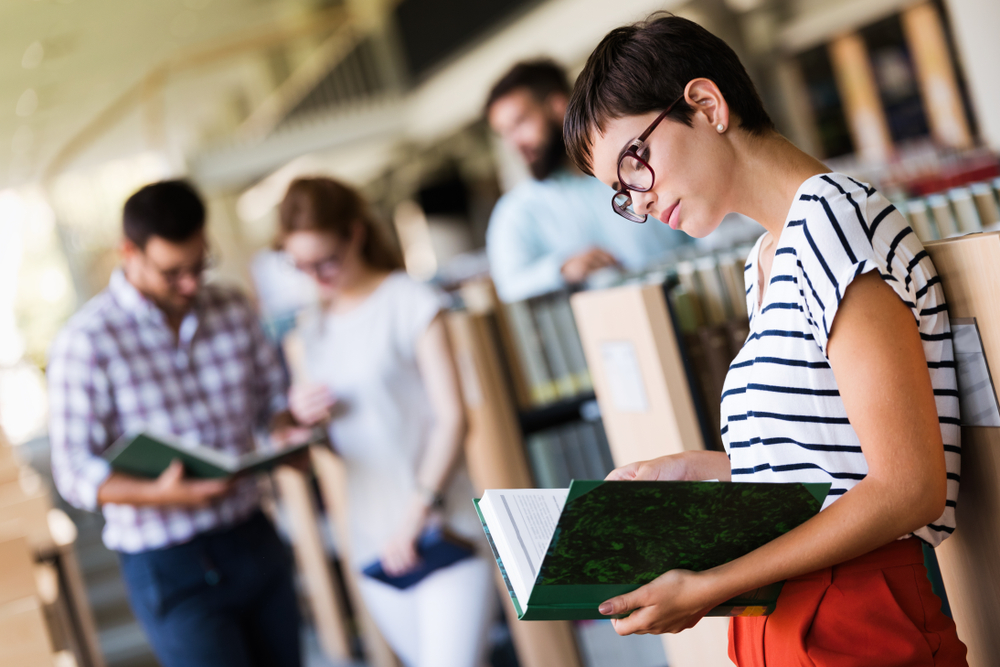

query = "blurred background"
[0,0,998,666]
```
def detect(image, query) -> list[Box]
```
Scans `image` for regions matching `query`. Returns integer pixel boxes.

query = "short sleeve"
[791,176,917,357]
[392,274,447,354]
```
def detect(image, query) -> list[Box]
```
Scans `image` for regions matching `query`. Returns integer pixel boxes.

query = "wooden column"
[272,467,353,661]
[924,232,1000,667]
[281,333,400,667]
[828,32,894,164]
[902,3,973,149]
[570,284,732,667]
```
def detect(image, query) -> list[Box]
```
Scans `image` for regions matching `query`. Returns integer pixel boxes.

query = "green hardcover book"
[474,479,829,621]
[102,431,317,479]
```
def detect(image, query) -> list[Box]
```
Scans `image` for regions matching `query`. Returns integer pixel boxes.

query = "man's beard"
[528,119,568,181]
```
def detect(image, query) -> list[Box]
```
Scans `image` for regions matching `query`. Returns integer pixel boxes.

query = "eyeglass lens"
[619,154,654,191]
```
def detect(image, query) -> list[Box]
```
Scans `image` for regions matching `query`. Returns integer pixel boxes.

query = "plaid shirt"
[48,270,289,553]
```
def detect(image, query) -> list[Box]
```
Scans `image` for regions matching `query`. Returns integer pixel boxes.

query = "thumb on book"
[598,592,636,616]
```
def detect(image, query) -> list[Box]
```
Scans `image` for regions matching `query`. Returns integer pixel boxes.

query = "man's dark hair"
[564,14,774,175]
[123,180,206,249]
[485,59,570,115]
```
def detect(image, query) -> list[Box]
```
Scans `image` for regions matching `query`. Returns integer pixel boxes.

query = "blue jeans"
[118,512,302,667]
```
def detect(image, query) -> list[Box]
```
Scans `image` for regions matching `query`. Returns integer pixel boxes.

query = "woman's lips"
[663,201,681,229]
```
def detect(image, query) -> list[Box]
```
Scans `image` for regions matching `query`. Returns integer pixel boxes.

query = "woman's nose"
[630,189,656,215]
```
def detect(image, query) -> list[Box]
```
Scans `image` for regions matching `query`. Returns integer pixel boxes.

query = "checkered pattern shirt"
[48,270,289,553]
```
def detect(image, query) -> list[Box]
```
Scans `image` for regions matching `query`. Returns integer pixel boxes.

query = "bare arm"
[96,460,231,507]
[602,272,947,633]
[380,313,469,574]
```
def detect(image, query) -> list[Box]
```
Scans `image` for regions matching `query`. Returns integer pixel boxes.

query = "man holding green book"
[48,180,306,667]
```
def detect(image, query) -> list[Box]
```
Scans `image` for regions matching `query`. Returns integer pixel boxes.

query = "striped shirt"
[720,173,959,546]
[48,270,289,553]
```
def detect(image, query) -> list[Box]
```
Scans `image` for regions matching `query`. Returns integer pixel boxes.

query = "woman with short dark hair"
[566,15,967,666]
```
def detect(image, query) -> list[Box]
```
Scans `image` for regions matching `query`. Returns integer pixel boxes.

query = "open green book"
[103,431,318,479]
[474,479,829,621]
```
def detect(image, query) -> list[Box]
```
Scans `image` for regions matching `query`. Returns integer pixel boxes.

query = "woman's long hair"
[277,177,404,272]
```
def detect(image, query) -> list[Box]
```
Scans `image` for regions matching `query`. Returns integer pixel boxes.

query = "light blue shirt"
[486,170,691,302]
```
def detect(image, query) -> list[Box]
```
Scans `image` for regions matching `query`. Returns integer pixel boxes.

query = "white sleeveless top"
[298,272,484,565]
[720,173,960,547]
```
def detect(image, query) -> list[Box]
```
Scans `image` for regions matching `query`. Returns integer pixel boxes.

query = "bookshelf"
[0,427,105,667]
[924,231,1000,667]
[570,281,735,667]
[449,278,677,667]
[446,308,584,667]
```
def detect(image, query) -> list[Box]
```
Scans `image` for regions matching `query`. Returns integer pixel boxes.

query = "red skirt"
[728,539,968,666]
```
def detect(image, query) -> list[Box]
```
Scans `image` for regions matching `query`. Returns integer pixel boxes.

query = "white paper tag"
[952,319,1000,427]
[599,340,649,413]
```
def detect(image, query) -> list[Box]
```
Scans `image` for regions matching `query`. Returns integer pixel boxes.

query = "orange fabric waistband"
[789,538,924,582]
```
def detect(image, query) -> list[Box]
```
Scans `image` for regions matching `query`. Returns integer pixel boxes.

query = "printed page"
[480,488,568,606]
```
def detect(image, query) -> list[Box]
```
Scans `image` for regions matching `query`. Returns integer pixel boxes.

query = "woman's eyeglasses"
[287,252,343,281]
[612,94,684,223]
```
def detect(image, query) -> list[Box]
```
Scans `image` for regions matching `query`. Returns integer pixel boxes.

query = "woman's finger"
[599,588,642,617]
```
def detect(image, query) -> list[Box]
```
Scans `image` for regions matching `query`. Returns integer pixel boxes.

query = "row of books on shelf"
[897,178,1000,242]
[525,419,615,489]
[501,292,593,408]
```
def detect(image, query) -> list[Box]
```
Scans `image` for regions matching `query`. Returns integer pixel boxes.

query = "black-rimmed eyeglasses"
[612,94,685,223]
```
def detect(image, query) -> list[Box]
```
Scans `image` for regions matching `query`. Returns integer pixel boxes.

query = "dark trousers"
[118,512,302,667]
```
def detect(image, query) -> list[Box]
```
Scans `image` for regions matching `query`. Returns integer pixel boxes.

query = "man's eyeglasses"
[612,94,685,223]
[144,251,217,287]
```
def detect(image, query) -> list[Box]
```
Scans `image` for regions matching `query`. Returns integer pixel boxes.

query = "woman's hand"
[606,450,731,482]
[288,383,336,426]
[600,568,723,635]
[380,500,434,577]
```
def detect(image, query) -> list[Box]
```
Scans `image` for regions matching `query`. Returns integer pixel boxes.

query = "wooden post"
[827,32,894,164]
[570,285,733,667]
[901,3,973,150]
[924,232,1000,667]
[48,509,106,667]
[310,447,400,667]
[272,467,352,661]
[282,333,400,667]
[446,311,583,667]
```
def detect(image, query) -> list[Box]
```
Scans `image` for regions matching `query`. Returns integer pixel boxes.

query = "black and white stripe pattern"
[721,173,960,546]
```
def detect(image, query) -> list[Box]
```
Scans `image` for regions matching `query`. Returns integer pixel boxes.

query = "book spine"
[504,300,558,405]
[550,295,593,393]
[558,427,590,483]
[694,257,730,325]
[526,433,562,489]
[532,297,578,398]
[971,182,1000,227]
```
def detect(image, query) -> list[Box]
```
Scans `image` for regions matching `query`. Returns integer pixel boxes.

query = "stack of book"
[899,178,1000,242]
[500,291,593,408]
[525,419,615,489]
[666,251,754,449]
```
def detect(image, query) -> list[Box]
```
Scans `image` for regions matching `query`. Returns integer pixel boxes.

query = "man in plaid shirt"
[48,180,303,667]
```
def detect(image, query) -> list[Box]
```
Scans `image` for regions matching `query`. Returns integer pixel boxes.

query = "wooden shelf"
[925,231,1000,667]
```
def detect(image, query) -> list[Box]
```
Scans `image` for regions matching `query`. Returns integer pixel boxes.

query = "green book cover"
[102,431,316,479]
[475,479,829,621]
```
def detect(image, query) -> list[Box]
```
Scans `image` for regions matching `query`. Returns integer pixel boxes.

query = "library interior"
[1,0,999,666]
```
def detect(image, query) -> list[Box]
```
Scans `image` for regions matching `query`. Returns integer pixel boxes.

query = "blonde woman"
[279,178,494,667]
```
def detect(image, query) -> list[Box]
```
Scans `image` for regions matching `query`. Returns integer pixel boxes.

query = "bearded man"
[485,60,690,302]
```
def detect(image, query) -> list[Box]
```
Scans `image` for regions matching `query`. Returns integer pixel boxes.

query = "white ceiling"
[0,0,329,189]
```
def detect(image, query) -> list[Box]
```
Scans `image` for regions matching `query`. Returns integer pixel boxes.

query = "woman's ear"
[684,78,731,134]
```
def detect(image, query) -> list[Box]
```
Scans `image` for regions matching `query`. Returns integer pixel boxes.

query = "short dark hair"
[485,59,570,116]
[564,14,774,175]
[123,180,206,249]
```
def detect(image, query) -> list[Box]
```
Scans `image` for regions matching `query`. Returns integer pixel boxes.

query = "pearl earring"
[717,124,725,132]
